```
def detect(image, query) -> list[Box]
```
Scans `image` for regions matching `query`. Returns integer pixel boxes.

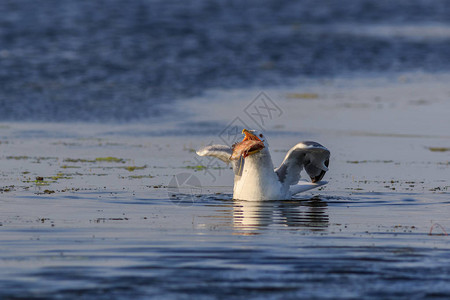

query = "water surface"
[1,74,449,298]
[1,1,450,298]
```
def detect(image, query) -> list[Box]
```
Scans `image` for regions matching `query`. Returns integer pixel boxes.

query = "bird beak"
[230,129,264,160]
[242,129,261,142]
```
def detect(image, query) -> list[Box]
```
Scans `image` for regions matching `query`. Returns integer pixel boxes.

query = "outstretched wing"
[196,144,233,163]
[275,141,330,186]
[197,144,244,175]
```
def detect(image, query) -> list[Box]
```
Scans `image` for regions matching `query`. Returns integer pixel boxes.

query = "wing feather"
[197,144,244,175]
[196,145,232,163]
[275,141,330,186]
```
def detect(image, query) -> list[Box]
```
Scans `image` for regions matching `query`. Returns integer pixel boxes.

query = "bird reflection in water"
[232,197,328,232]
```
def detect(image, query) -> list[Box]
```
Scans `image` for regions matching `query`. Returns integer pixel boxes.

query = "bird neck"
[243,148,274,173]
[233,148,283,200]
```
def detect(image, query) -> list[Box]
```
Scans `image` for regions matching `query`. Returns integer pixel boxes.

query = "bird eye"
[259,134,263,138]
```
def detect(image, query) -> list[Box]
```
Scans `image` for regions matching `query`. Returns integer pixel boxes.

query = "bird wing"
[289,180,328,196]
[275,141,330,186]
[197,144,244,175]
[196,144,233,163]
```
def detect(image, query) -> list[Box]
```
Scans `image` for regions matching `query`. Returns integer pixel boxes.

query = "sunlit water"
[1,91,449,298]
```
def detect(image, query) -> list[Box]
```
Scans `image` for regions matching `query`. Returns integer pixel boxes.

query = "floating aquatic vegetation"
[185,165,207,171]
[128,175,154,179]
[95,157,126,163]
[151,185,167,189]
[0,186,14,192]
[7,156,58,161]
[7,156,29,160]
[26,179,52,186]
[123,165,147,172]
[64,158,96,163]
[286,93,319,99]
[428,147,450,152]
[63,157,127,163]
[50,173,73,180]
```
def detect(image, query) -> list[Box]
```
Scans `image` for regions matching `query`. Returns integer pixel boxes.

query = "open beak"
[242,129,262,142]
[230,129,264,160]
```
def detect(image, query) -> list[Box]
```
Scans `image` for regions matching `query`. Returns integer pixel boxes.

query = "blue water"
[0,124,449,299]
[1,0,450,121]
[1,190,449,300]
[1,2,449,299]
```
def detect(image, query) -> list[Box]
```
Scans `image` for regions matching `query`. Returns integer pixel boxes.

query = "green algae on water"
[428,147,450,152]
[95,157,126,163]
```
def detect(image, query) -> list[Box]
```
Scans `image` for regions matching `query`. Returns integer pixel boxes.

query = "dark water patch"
[1,232,449,299]
[13,129,78,139]
[1,0,450,121]
[7,246,448,300]
[101,127,224,138]
[31,266,103,282]
[98,124,315,139]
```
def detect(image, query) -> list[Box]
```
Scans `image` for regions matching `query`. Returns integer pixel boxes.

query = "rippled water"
[1,0,450,121]
[2,191,449,299]
[0,111,449,298]
[1,1,449,298]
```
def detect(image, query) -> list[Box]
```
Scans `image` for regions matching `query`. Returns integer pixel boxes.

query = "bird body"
[197,129,330,201]
[233,147,284,200]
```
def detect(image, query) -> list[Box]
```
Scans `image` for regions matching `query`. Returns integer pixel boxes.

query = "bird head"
[242,129,268,146]
[230,129,268,160]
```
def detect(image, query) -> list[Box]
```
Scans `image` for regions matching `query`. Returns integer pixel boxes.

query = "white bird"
[197,129,330,201]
